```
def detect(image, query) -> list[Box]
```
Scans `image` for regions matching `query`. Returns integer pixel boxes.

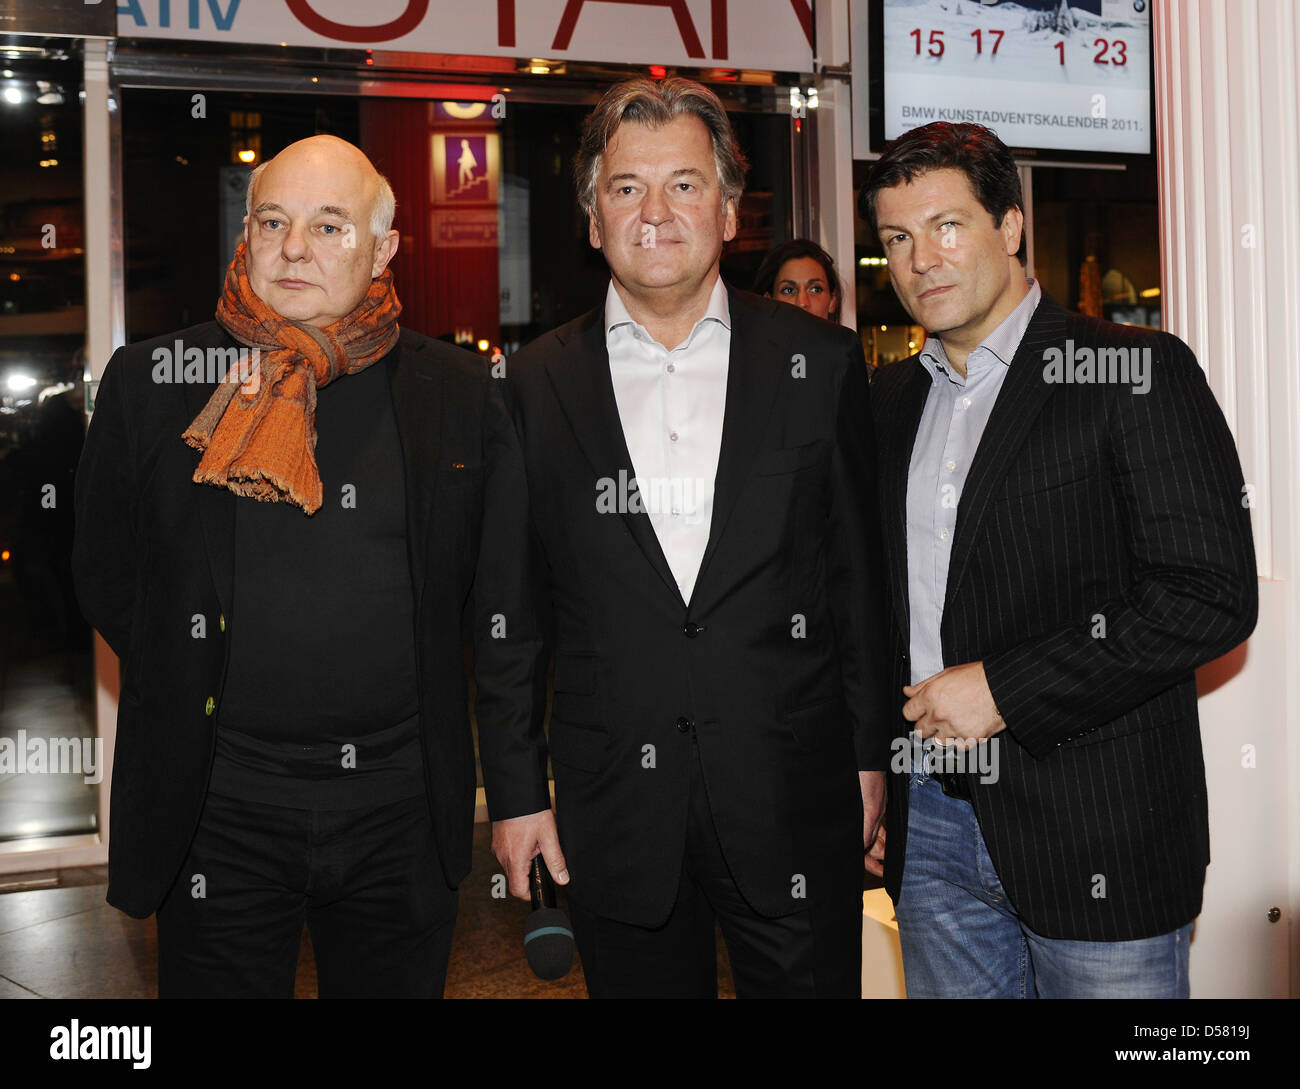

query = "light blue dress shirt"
[906,279,1042,686]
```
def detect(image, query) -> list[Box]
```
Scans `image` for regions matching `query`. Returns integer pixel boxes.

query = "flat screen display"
[881,0,1152,156]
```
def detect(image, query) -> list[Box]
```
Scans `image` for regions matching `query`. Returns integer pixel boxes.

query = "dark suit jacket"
[475,286,892,926]
[73,321,531,919]
[870,291,1257,941]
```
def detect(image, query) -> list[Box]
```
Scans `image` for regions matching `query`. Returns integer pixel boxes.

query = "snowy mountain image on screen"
[887,0,1149,27]
[885,0,1151,88]
[883,0,1152,153]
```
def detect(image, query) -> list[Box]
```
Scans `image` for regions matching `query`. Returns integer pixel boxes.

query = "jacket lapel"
[389,336,442,611]
[544,307,681,605]
[691,288,784,600]
[944,293,1067,609]
[878,360,932,656]
[182,335,236,622]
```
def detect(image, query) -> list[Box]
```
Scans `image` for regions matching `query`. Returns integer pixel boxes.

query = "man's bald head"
[246,135,396,241]
[241,135,400,328]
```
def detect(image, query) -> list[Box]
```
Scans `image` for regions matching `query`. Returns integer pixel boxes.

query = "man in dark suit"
[862,122,1257,997]
[73,135,529,997]
[476,78,890,998]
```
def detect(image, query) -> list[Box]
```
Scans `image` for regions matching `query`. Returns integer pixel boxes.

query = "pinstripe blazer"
[871,292,1257,941]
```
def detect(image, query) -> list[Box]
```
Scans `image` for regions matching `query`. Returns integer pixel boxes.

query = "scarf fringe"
[191,465,323,514]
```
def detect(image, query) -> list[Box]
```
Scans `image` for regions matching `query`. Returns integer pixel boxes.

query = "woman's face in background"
[770,256,839,321]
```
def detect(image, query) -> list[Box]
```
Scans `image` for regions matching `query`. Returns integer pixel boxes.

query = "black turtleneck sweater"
[211,358,423,808]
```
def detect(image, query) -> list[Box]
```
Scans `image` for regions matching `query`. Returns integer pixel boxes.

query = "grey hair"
[245,161,396,239]
[574,77,749,218]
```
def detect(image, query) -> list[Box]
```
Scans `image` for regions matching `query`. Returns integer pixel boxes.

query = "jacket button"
[219,614,226,633]
[204,697,215,716]
[683,622,705,638]
[675,716,694,733]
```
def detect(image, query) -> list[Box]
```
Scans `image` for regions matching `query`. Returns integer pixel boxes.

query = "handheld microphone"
[524,856,575,980]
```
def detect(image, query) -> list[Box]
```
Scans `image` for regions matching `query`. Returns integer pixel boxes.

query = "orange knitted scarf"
[182,240,401,514]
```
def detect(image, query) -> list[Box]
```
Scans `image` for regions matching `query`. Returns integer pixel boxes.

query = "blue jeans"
[894,774,1191,998]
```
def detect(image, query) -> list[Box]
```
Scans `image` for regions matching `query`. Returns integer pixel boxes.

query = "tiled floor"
[0,824,737,998]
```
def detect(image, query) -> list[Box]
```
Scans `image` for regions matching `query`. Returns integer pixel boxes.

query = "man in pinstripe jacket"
[862,123,1257,998]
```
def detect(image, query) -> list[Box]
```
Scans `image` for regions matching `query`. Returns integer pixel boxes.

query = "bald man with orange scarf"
[73,136,540,997]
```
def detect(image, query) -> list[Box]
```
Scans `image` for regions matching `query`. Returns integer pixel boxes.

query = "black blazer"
[475,286,892,926]
[72,322,531,919]
[870,292,1257,941]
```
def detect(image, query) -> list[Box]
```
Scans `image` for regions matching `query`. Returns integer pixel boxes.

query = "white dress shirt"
[605,276,731,605]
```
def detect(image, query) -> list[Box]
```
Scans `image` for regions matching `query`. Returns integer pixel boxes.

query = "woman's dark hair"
[860,122,1026,264]
[751,238,843,324]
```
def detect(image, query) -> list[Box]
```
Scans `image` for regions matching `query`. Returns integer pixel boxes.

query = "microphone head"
[524,906,575,980]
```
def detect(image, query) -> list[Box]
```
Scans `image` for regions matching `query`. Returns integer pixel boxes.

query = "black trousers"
[569,742,862,998]
[156,791,457,998]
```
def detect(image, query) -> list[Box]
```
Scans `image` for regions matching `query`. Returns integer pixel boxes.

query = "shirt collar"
[919,278,1042,384]
[604,275,731,345]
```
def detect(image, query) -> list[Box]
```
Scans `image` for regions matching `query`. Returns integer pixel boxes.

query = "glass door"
[0,46,101,863]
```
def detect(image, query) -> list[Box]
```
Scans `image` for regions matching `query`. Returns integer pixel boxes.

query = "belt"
[933,770,972,801]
